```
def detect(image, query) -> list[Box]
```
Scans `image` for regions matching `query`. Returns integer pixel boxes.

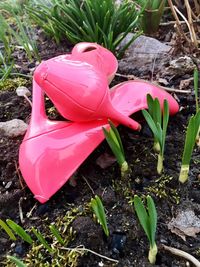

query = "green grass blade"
[91,195,109,236]
[146,94,154,117]
[49,224,65,245]
[109,120,125,157]
[6,220,33,244]
[195,110,200,134]
[26,0,141,56]
[194,67,199,113]
[0,219,16,240]
[102,127,125,166]
[162,99,169,155]
[147,196,157,247]
[134,195,151,243]
[7,256,27,267]
[181,116,196,165]
[32,227,52,253]
[142,110,161,144]
[153,98,162,126]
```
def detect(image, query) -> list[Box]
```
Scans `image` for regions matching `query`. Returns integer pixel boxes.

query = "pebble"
[0,119,28,137]
[111,231,127,255]
[163,56,195,76]
[14,244,25,256]
[5,181,12,189]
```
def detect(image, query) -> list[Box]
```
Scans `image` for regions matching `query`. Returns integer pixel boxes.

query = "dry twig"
[168,0,199,48]
[162,244,200,267]
[115,73,191,94]
[61,245,119,264]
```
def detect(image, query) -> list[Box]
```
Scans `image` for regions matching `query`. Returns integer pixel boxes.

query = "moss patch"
[0,77,29,91]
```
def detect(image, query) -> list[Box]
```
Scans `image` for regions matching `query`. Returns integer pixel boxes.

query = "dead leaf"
[179,77,193,90]
[158,78,169,86]
[168,209,200,241]
[96,153,117,169]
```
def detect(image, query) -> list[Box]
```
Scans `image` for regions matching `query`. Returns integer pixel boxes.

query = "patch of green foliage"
[5,207,85,267]
[133,195,157,264]
[90,195,109,237]
[26,0,144,58]
[0,77,29,91]
[135,0,166,34]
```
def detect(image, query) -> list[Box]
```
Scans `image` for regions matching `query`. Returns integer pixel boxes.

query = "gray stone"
[118,34,172,74]
[0,119,28,137]
[163,56,196,76]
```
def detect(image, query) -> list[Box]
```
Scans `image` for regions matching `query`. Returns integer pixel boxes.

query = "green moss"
[0,77,29,91]
[145,175,180,204]
[6,207,86,267]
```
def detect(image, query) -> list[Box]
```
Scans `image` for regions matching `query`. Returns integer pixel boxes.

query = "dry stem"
[162,244,200,267]
[61,245,119,264]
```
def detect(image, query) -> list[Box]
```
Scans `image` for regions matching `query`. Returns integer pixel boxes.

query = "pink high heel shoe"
[19,42,179,203]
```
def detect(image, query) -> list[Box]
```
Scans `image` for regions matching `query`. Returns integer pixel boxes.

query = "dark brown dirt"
[0,30,200,267]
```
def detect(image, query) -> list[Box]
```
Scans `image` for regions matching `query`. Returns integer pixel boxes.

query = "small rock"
[164,56,195,76]
[111,231,127,255]
[119,35,172,75]
[5,181,12,189]
[14,244,25,256]
[0,119,28,137]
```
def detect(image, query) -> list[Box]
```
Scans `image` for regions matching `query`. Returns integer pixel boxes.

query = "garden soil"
[0,31,200,267]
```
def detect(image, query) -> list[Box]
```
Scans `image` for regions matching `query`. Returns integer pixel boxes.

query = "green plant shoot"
[7,255,27,267]
[0,219,16,240]
[90,195,109,237]
[49,224,65,245]
[32,227,52,253]
[194,67,199,114]
[134,195,157,264]
[103,120,128,177]
[26,0,144,58]
[136,0,166,34]
[142,94,169,174]
[194,67,200,143]
[6,219,33,244]
[179,110,200,183]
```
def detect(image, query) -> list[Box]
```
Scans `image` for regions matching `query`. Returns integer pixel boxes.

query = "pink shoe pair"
[19,42,179,203]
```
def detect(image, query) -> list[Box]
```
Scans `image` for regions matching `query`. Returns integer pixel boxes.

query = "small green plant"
[133,195,157,264]
[179,110,200,183]
[90,195,109,237]
[142,94,169,174]
[194,67,199,114]
[0,51,14,82]
[0,3,40,62]
[194,67,200,143]
[103,120,128,177]
[49,224,65,245]
[3,208,82,266]
[7,256,26,267]
[136,0,166,34]
[0,13,12,60]
[32,227,52,253]
[0,219,16,240]
[27,0,143,57]
[6,219,33,244]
